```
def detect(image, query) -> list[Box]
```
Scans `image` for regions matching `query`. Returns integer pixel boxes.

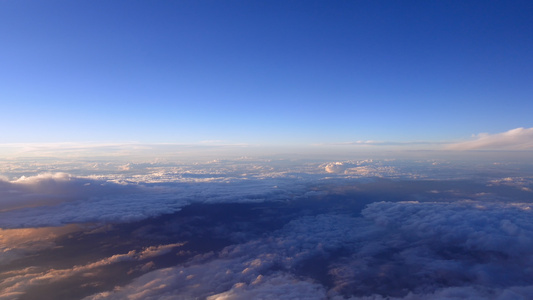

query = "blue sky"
[1,0,532,146]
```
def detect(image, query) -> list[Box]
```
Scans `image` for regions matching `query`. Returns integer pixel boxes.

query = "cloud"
[448,127,533,150]
[318,141,442,146]
[4,154,533,298]
[0,173,188,228]
[322,160,400,178]
[0,243,184,298]
[325,201,533,298]
[488,177,533,192]
[324,161,358,173]
[315,141,447,149]
[315,128,533,152]
[81,213,364,300]
[0,142,253,160]
[0,170,312,228]
[1,154,531,229]
[82,200,533,299]
[0,225,81,265]
[206,274,327,300]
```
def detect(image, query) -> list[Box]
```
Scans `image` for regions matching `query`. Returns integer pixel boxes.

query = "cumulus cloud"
[322,160,400,178]
[448,127,533,150]
[83,200,533,300]
[323,160,374,174]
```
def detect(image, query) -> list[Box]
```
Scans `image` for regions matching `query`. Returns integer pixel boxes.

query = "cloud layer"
[79,200,533,299]
[0,169,309,228]
[1,158,533,299]
[0,173,186,228]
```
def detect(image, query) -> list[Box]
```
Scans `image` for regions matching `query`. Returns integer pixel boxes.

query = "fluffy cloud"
[448,127,533,150]
[322,160,400,178]
[83,200,533,299]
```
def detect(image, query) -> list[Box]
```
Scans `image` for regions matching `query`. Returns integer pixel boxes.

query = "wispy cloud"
[316,140,446,147]
[0,142,251,160]
[316,128,533,152]
[448,128,533,150]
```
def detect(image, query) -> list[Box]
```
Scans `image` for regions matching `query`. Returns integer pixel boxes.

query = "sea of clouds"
[0,158,425,228]
[1,157,533,299]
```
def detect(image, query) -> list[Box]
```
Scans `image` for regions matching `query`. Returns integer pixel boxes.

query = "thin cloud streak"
[0,142,252,159]
[322,141,448,146]
[447,128,533,150]
[2,128,532,157]
[317,127,533,152]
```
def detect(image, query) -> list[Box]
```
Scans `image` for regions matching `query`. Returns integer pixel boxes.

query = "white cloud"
[448,127,533,150]
[322,160,400,178]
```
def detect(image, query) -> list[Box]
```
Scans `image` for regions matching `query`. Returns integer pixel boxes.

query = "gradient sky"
[1,0,532,145]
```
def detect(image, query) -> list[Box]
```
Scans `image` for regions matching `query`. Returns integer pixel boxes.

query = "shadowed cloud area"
[1,157,533,299]
[80,201,533,300]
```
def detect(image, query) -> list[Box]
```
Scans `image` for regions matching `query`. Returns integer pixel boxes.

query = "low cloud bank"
[0,173,183,228]
[0,172,300,228]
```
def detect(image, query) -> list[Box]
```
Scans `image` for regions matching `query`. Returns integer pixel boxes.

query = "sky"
[1,0,532,147]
